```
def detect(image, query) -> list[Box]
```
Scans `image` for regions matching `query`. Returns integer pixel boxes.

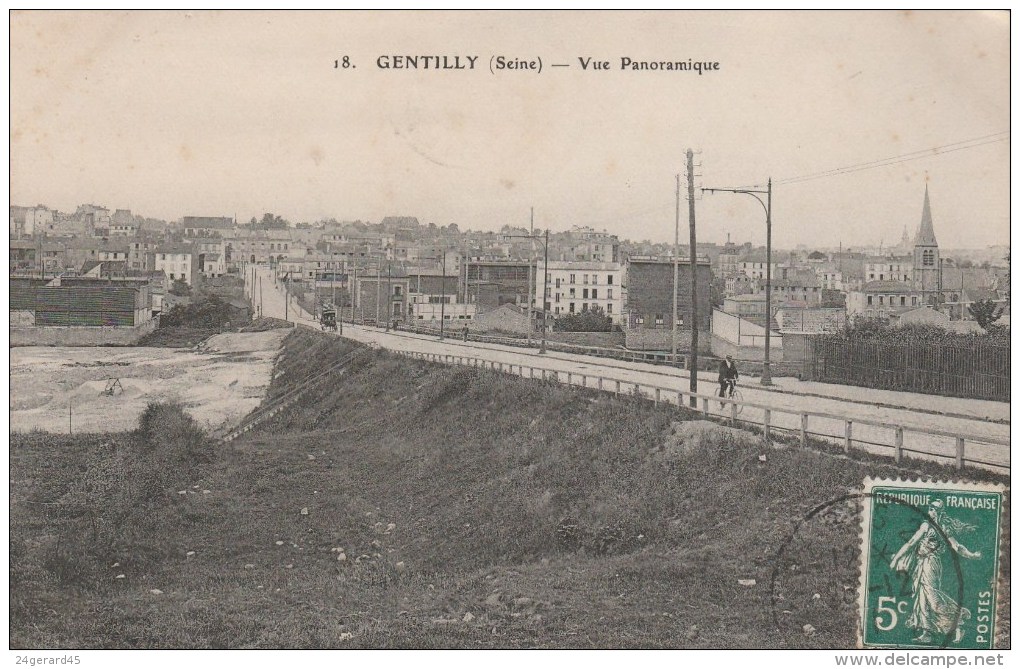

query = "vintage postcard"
[8,9,1010,661]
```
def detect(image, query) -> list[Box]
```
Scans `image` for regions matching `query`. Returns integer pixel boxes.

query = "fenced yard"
[813,339,1009,402]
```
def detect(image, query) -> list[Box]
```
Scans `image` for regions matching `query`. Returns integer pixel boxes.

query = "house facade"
[535,261,624,323]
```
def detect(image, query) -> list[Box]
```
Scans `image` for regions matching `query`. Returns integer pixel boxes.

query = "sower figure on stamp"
[890,499,982,644]
[718,355,739,398]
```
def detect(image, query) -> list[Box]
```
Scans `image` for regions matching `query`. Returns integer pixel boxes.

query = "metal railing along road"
[399,350,1009,473]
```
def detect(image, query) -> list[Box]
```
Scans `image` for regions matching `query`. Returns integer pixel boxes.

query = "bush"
[159,295,246,329]
[553,305,616,332]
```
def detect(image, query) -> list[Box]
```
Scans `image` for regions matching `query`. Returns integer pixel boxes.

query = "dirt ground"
[9,330,288,435]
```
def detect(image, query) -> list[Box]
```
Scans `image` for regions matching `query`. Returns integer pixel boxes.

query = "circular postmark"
[769,492,965,649]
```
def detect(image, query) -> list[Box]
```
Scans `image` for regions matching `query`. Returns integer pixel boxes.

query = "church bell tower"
[912,185,941,306]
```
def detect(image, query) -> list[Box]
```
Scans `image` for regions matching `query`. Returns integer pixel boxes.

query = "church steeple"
[914,184,938,248]
[912,185,941,305]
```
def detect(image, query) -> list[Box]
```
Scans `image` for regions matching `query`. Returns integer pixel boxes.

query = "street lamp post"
[503,228,549,354]
[702,178,774,386]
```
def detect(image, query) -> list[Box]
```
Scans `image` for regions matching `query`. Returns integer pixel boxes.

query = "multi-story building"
[354,275,410,324]
[737,254,779,280]
[153,244,198,285]
[864,256,912,283]
[9,205,54,238]
[225,230,295,267]
[846,281,922,322]
[109,209,138,236]
[564,226,620,262]
[464,260,533,309]
[535,261,624,323]
[624,256,712,350]
[722,293,768,327]
[815,263,844,291]
[181,216,234,238]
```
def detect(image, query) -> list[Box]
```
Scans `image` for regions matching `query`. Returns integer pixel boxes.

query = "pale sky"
[10,10,1010,249]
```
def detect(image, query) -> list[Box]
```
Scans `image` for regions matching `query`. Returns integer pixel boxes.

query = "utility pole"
[385,261,392,331]
[352,261,358,324]
[440,251,447,340]
[671,173,681,358]
[258,276,263,318]
[526,206,534,346]
[284,272,289,321]
[686,150,699,405]
[375,264,381,326]
[764,178,773,385]
[540,227,549,354]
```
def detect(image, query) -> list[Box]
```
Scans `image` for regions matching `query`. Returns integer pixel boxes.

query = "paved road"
[248,266,1009,472]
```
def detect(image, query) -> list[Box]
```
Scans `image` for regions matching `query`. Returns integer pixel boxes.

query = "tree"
[968,299,1003,330]
[168,278,192,297]
[554,305,615,332]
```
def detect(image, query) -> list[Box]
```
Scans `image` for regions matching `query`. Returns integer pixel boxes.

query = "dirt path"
[9,330,288,435]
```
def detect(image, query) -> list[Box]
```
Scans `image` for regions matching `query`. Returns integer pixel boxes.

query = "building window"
[879,296,885,305]
[555,277,561,288]
[393,286,402,296]
[582,303,589,312]
[912,296,918,306]
[655,314,664,326]
[582,288,589,299]
[867,295,873,305]
[607,288,613,300]
[923,249,934,266]
[900,296,906,306]
[608,275,614,285]
[569,288,575,298]
[607,304,613,314]
[591,288,598,299]
[592,275,598,285]
[569,274,575,283]
[555,293,560,303]
[569,303,575,313]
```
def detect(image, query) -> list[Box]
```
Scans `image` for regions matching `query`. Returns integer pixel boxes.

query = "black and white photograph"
[7,9,1011,662]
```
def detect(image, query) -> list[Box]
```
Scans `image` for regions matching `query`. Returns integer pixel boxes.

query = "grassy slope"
[9,330,1010,649]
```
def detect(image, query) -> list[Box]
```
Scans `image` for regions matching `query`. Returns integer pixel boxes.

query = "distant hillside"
[9,330,1009,649]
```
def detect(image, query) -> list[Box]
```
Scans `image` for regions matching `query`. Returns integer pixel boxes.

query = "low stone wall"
[547,331,625,347]
[709,333,785,363]
[9,318,158,346]
[624,328,711,353]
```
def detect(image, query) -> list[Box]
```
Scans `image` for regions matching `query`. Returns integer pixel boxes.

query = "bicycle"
[719,379,743,416]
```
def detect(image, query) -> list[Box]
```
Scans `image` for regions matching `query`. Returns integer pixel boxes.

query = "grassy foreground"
[10,330,1010,649]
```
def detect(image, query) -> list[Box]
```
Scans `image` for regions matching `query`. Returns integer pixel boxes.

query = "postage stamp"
[858,478,1006,649]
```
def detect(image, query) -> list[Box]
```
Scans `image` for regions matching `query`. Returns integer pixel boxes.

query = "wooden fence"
[814,339,1010,402]
[400,350,1009,473]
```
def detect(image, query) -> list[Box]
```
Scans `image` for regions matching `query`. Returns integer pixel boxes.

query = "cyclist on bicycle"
[718,355,739,398]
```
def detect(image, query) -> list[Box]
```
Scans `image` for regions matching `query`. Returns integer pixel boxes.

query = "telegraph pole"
[440,251,447,340]
[375,264,381,326]
[687,149,699,405]
[527,206,534,346]
[385,261,392,331]
[671,174,681,358]
[284,272,289,321]
[764,178,773,385]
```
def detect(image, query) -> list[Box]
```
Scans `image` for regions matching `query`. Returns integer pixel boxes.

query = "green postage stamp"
[858,479,1006,649]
